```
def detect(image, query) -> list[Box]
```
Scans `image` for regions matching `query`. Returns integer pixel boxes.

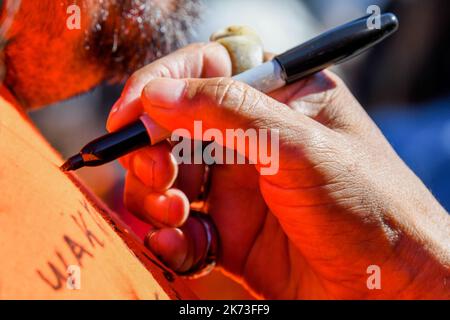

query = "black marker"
[61,13,399,172]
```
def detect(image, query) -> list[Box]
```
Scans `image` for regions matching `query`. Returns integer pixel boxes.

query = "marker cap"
[275,13,399,84]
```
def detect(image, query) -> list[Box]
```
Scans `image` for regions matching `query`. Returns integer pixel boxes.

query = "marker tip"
[60,154,84,172]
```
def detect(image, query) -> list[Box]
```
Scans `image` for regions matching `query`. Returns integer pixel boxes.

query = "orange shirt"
[0,92,195,299]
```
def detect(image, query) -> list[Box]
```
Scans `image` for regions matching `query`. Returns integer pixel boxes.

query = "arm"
[0,93,194,299]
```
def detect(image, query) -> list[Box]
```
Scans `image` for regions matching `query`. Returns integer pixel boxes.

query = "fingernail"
[143,78,186,109]
[110,97,123,114]
[106,99,123,131]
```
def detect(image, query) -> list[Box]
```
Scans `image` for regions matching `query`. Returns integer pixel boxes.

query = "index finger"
[107,42,232,132]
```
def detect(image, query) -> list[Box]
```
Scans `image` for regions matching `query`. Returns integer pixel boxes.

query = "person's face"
[1,0,200,109]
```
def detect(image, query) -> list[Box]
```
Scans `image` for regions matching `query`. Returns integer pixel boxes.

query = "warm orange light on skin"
[3,1,106,108]
[1,0,200,109]
[0,88,195,299]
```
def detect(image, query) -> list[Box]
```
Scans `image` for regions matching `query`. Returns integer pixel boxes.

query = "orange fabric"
[0,95,195,299]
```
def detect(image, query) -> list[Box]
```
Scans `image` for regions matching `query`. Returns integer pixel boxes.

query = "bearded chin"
[87,0,203,81]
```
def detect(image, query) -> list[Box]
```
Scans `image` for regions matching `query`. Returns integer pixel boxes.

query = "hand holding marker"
[61,13,399,172]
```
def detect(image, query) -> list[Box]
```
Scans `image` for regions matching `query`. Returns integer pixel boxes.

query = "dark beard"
[86,0,202,82]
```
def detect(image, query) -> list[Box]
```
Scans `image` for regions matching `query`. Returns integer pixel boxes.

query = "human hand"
[108,43,450,299]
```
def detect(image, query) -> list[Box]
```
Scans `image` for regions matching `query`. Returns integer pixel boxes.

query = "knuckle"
[126,73,141,88]
[125,71,154,94]
[195,78,255,113]
[212,78,236,107]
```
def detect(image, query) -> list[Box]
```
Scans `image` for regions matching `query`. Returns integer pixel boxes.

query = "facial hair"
[86,0,202,81]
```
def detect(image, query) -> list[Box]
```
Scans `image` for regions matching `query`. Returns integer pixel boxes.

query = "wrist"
[382,173,450,298]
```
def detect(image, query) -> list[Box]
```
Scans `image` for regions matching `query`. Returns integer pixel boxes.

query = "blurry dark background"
[29,0,450,298]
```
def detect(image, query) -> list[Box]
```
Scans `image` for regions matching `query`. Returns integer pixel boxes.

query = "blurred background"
[29,0,450,299]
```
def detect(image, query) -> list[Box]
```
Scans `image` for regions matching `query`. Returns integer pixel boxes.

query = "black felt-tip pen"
[61,13,399,172]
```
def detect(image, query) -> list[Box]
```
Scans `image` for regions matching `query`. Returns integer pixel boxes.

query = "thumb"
[141,76,315,139]
[140,77,320,175]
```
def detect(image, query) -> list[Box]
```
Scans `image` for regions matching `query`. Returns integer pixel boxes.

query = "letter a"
[366,265,381,290]
[366,5,381,30]
[66,265,81,290]
[66,5,81,30]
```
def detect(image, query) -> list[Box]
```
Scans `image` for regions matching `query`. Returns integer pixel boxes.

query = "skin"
[2,0,199,108]
[1,0,448,299]
[0,0,200,299]
[107,43,450,299]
